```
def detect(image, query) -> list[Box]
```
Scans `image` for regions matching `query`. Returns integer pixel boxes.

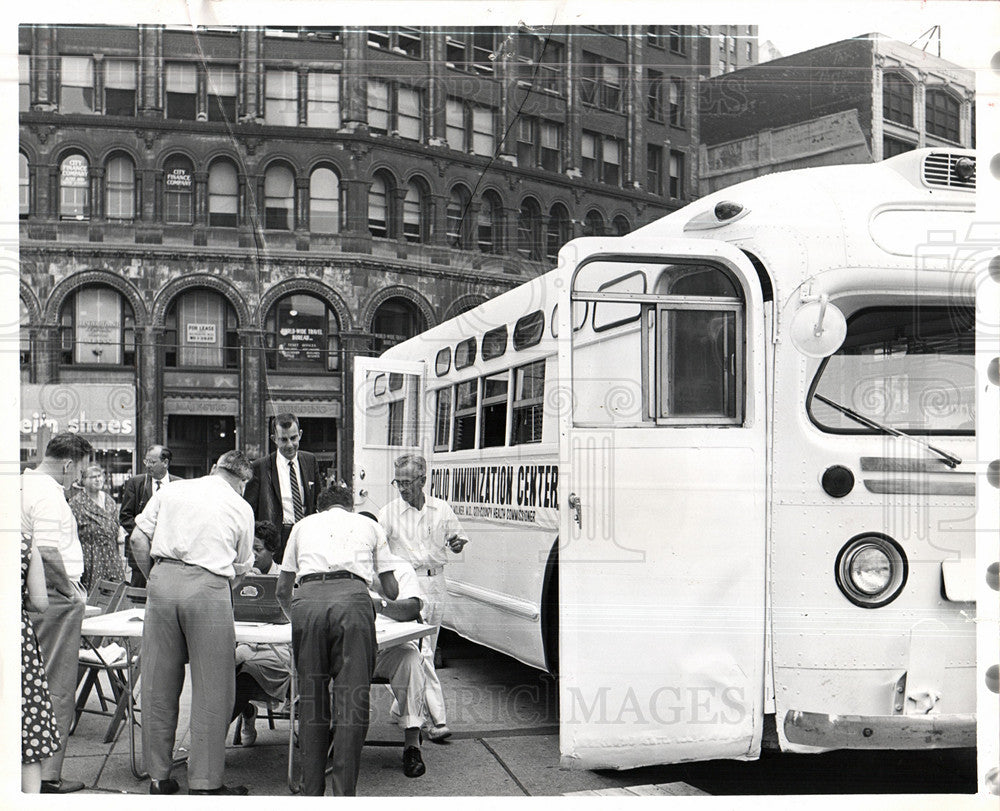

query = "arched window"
[264,293,340,372]
[926,88,960,142]
[59,153,90,220]
[371,297,426,354]
[882,73,913,127]
[517,198,542,260]
[208,160,238,227]
[446,185,471,247]
[19,153,29,219]
[309,166,340,234]
[163,155,194,224]
[478,192,502,253]
[369,173,390,238]
[612,214,631,236]
[264,164,295,230]
[545,203,571,263]
[105,154,135,221]
[20,297,32,381]
[403,179,428,243]
[583,209,605,237]
[164,289,239,369]
[58,286,135,366]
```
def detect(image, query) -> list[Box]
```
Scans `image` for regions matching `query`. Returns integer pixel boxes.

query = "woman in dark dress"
[22,534,61,793]
[68,465,125,592]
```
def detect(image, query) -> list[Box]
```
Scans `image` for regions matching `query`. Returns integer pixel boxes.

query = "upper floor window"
[581,52,624,112]
[647,144,663,195]
[307,71,340,128]
[20,298,32,378]
[309,166,341,234]
[371,297,425,354]
[517,198,542,260]
[368,173,391,237]
[165,62,197,119]
[207,65,238,122]
[59,286,135,366]
[163,155,194,224]
[515,35,565,94]
[446,99,494,155]
[165,289,238,369]
[265,293,340,373]
[446,185,471,248]
[208,159,238,227]
[925,88,960,142]
[582,131,622,186]
[883,73,914,128]
[883,136,916,158]
[105,155,135,221]
[612,214,631,236]
[265,69,298,126]
[402,179,429,243]
[104,59,137,116]
[367,27,422,58]
[264,164,295,230]
[646,25,665,47]
[647,70,663,122]
[368,80,424,141]
[669,150,685,198]
[61,56,94,114]
[19,54,30,112]
[397,86,423,141]
[19,153,29,218]
[669,26,687,55]
[583,209,605,237]
[546,204,571,263]
[669,78,685,128]
[515,117,561,171]
[59,153,90,220]
[445,28,497,74]
[478,191,502,254]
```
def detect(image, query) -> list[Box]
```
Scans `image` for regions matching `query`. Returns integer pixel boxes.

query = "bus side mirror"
[790,297,847,358]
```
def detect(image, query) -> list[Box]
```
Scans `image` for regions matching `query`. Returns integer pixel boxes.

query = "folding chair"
[72,579,127,737]
[98,586,147,744]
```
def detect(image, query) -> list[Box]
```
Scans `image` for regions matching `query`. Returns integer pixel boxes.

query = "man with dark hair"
[120,444,183,586]
[243,413,321,562]
[276,483,399,796]
[130,450,255,796]
[22,432,94,794]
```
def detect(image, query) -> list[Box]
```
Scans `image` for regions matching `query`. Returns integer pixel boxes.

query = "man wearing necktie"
[242,413,321,562]
[120,445,183,587]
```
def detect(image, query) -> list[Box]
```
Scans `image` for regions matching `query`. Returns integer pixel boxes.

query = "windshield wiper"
[813,393,962,469]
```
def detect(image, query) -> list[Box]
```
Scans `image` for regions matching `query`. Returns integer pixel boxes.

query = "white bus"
[353,149,977,769]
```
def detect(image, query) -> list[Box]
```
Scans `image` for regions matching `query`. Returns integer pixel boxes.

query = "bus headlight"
[835,534,908,608]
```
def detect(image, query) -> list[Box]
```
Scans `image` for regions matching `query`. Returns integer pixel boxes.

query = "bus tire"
[541,540,559,676]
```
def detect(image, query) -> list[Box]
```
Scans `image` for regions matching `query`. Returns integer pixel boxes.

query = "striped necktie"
[288,459,304,522]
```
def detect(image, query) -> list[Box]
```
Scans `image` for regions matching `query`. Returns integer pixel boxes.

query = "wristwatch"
[378,597,388,612]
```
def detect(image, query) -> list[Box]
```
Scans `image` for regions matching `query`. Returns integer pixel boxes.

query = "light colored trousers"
[141,561,235,790]
[415,571,448,726]
[373,640,425,730]
[28,580,86,781]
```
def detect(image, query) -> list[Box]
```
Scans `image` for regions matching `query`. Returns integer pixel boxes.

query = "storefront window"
[265,293,340,373]
[164,290,239,369]
[59,286,135,366]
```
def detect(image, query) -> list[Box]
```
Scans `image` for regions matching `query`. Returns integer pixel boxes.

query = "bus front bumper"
[783,710,976,749]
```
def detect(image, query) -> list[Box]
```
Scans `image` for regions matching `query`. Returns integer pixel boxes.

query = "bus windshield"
[808,305,975,435]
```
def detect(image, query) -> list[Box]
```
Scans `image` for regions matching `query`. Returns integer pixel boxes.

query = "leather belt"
[416,566,443,577]
[298,570,366,586]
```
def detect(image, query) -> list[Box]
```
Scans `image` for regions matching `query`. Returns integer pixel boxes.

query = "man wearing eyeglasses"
[243,412,321,563]
[378,454,468,743]
[120,445,183,587]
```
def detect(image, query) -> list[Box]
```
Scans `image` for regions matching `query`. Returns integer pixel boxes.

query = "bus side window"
[434,387,452,451]
[480,371,510,448]
[453,379,478,450]
[511,360,545,445]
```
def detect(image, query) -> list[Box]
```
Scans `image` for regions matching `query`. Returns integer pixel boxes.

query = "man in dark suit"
[243,413,321,562]
[120,445,182,587]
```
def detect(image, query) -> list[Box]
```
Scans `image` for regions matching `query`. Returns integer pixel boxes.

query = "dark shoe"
[241,703,258,747]
[149,778,179,795]
[40,779,86,794]
[426,723,451,743]
[189,785,249,795]
[403,746,426,778]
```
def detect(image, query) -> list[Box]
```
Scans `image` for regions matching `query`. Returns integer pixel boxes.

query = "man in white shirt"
[131,450,255,796]
[369,553,428,778]
[276,484,398,796]
[22,432,94,794]
[379,453,468,742]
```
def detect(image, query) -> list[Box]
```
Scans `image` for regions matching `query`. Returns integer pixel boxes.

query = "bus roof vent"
[922,152,976,190]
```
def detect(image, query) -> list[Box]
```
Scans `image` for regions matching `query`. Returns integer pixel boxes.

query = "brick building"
[698,34,974,192]
[18,24,749,483]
